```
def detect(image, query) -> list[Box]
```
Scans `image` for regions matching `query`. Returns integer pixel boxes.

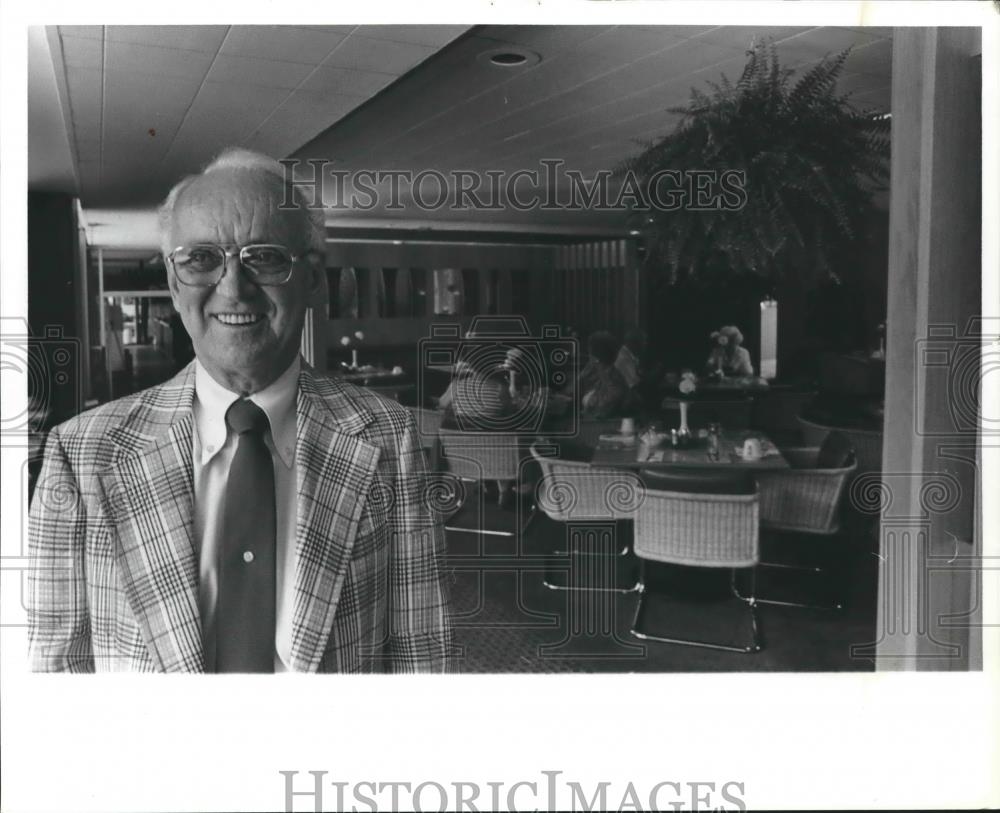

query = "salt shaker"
[707,422,721,458]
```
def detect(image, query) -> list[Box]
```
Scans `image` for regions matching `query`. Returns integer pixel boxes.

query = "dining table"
[587,429,789,471]
[660,374,771,402]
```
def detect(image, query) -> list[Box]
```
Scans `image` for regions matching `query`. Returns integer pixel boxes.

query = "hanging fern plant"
[620,39,890,286]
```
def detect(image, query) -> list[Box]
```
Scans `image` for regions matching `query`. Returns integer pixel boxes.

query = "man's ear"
[303,252,328,308]
[166,261,183,310]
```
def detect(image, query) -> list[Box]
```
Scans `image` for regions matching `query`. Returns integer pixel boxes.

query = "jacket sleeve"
[26,427,95,672]
[384,414,454,673]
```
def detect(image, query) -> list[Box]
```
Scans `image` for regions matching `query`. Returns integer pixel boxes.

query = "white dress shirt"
[192,358,299,672]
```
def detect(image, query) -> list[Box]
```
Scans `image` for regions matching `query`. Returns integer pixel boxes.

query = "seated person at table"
[438,353,512,429]
[438,354,522,506]
[614,328,646,390]
[706,325,754,377]
[571,331,637,419]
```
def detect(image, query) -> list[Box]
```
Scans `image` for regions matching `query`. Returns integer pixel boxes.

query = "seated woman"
[438,353,517,506]
[439,354,512,429]
[706,325,754,377]
[572,330,637,419]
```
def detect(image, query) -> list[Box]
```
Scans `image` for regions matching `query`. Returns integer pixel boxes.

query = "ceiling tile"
[169,108,265,149]
[693,26,814,54]
[47,23,893,214]
[58,25,104,40]
[77,160,101,188]
[104,72,202,115]
[290,25,358,35]
[354,25,470,47]
[300,65,394,97]
[60,35,103,69]
[65,67,102,116]
[483,25,615,54]
[846,27,892,40]
[205,54,316,89]
[774,27,885,67]
[324,35,436,74]
[273,90,362,122]
[844,39,892,76]
[836,71,890,97]
[222,25,346,64]
[106,40,215,80]
[247,92,357,155]
[848,87,891,112]
[73,136,101,159]
[106,25,229,52]
[193,81,292,115]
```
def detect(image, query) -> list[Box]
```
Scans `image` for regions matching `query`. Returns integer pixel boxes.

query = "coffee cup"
[742,437,762,461]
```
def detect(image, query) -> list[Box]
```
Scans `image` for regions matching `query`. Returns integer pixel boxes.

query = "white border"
[2,3,998,812]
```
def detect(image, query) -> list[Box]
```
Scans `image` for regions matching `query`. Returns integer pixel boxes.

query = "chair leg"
[739,540,846,610]
[543,551,639,594]
[630,565,762,653]
[543,528,639,593]
[443,479,516,538]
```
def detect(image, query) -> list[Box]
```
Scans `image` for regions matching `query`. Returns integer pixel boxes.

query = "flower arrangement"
[678,369,698,395]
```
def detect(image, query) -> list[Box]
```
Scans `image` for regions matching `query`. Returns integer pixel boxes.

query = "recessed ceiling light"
[491,52,527,66]
[477,47,542,69]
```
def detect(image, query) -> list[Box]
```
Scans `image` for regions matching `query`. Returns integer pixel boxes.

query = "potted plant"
[620,39,890,287]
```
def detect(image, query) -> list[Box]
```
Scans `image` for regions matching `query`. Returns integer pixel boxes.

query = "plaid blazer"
[27,362,453,673]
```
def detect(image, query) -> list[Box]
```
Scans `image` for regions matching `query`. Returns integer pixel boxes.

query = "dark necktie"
[215,398,276,673]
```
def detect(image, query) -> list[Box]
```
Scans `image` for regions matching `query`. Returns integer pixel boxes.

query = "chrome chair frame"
[439,429,530,538]
[629,475,762,653]
[745,443,858,610]
[530,442,643,594]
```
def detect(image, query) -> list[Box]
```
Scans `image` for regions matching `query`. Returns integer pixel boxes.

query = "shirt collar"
[193,357,300,468]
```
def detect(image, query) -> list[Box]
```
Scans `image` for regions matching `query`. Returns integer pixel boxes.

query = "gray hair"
[157,147,326,257]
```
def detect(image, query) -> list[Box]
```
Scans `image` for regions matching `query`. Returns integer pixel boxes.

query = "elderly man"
[27,148,453,673]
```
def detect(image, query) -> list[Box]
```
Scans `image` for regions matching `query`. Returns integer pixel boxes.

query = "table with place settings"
[588,430,789,471]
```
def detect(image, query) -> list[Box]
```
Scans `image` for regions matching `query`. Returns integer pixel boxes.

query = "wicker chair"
[630,469,761,653]
[749,432,858,609]
[439,428,525,537]
[530,442,644,592]
[796,415,883,475]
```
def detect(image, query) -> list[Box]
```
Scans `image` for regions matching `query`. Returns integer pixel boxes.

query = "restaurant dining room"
[23,22,984,673]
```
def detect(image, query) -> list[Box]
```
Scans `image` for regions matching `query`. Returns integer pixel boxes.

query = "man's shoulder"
[306,374,414,432]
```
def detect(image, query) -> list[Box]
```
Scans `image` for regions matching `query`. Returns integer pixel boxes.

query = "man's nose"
[214,252,258,298]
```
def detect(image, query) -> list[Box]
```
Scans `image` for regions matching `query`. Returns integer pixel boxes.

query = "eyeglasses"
[167,243,314,287]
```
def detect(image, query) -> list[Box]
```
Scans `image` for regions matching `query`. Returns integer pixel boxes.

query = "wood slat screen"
[552,238,630,338]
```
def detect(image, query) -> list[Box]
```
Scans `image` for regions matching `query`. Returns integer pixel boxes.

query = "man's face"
[165,170,323,393]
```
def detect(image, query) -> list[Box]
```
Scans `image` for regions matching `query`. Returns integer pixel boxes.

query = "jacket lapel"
[287,367,381,672]
[99,364,204,673]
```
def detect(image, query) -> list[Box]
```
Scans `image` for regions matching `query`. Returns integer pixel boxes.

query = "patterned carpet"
[444,490,879,673]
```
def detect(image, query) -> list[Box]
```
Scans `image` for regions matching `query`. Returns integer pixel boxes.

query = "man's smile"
[212,313,266,326]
